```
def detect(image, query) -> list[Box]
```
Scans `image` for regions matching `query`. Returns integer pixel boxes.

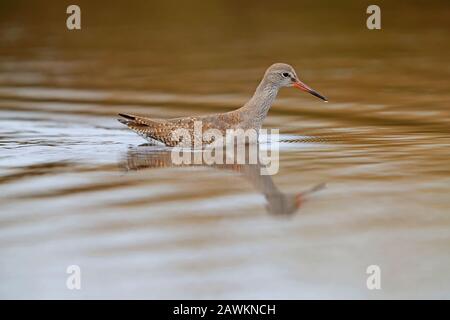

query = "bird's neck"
[239,77,279,129]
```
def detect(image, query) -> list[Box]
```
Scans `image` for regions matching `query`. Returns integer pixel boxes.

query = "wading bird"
[118,63,327,147]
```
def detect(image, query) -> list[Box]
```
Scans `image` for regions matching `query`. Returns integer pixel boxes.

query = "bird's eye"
[282,72,289,77]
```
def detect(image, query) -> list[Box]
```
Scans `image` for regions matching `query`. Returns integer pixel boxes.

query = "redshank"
[118,63,327,146]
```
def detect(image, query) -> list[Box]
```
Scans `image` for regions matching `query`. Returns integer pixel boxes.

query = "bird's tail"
[118,113,136,121]
[117,113,138,125]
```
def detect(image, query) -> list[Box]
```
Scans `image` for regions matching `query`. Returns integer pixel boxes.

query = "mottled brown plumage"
[118,63,327,147]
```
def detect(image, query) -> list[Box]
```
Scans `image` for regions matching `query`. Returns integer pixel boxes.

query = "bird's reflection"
[120,144,325,216]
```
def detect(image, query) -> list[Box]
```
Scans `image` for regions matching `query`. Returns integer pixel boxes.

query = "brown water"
[0,0,449,299]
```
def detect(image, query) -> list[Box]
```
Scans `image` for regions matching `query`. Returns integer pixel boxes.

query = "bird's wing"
[118,112,240,146]
[118,113,195,146]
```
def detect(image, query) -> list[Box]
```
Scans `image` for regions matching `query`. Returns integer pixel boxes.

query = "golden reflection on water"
[0,0,449,298]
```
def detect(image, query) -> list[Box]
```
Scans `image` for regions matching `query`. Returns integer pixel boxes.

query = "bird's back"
[118,110,244,147]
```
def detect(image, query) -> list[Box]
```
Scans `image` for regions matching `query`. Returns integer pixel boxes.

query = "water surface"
[0,0,449,299]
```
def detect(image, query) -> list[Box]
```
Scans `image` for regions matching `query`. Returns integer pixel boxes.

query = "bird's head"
[264,63,328,102]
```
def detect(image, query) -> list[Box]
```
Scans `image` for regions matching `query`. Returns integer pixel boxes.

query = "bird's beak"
[292,80,328,102]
